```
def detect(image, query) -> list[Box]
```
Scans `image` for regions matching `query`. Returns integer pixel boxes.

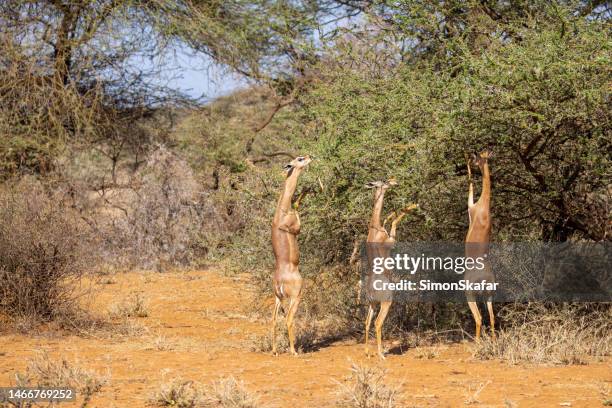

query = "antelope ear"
[471,153,478,162]
[364,182,375,189]
[283,163,293,172]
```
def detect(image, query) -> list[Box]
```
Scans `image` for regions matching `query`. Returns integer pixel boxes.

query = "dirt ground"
[0,268,610,407]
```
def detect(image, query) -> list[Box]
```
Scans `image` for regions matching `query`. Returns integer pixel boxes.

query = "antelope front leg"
[278,224,300,235]
[382,211,396,230]
[279,214,300,235]
[293,189,309,211]
[389,214,405,240]
[375,301,392,360]
[389,204,417,240]
[466,154,474,208]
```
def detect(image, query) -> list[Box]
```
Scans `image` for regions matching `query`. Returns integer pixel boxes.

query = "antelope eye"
[297,157,304,161]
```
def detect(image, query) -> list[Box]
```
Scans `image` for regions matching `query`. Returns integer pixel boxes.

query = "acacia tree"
[282,1,610,257]
[0,0,355,176]
[0,0,175,175]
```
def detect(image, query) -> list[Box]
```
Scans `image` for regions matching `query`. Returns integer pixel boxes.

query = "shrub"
[0,178,94,323]
[97,145,226,271]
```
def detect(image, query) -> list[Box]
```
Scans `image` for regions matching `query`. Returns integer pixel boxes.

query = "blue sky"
[154,47,250,102]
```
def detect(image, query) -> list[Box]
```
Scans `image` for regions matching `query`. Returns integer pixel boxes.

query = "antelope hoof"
[290,349,298,356]
[272,350,278,357]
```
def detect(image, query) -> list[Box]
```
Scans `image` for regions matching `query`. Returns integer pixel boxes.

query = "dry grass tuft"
[10,352,107,408]
[334,362,400,408]
[474,306,611,365]
[413,345,442,360]
[203,377,261,408]
[150,376,260,408]
[114,318,149,337]
[151,379,204,408]
[597,382,612,406]
[109,292,149,318]
[152,333,176,351]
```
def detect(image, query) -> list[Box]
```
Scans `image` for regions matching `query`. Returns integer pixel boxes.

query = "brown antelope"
[465,149,495,340]
[271,155,313,355]
[363,179,417,359]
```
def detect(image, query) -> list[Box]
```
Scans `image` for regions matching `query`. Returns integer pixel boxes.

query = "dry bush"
[598,382,612,406]
[0,179,95,325]
[151,377,260,408]
[474,304,611,365]
[302,266,362,328]
[6,352,107,408]
[334,362,400,408]
[95,145,226,271]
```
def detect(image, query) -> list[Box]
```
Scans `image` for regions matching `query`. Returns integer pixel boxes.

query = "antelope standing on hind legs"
[363,179,417,359]
[271,155,312,356]
[465,149,495,341]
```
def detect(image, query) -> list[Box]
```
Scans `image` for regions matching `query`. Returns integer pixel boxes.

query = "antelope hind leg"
[486,298,495,339]
[271,296,282,355]
[467,299,482,341]
[286,296,301,356]
[375,301,392,360]
[364,304,374,357]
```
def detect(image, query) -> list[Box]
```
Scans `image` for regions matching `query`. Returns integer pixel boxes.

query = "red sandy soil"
[0,268,609,407]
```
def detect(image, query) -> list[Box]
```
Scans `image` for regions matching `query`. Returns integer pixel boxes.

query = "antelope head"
[364,177,397,190]
[471,148,493,170]
[283,155,313,175]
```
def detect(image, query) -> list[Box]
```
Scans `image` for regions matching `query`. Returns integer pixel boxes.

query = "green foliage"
[295,9,610,266]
